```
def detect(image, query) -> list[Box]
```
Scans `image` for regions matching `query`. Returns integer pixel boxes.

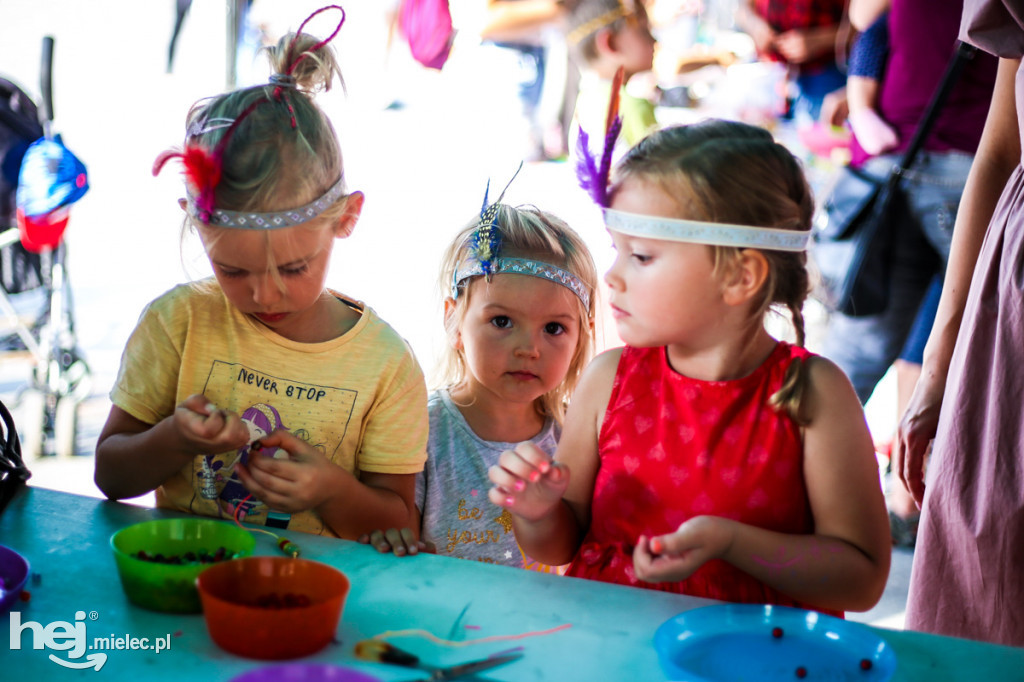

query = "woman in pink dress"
[893,0,1024,646]
[488,120,892,616]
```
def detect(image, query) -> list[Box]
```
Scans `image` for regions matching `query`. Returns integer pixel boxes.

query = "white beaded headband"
[453,256,591,309]
[185,175,347,229]
[575,62,809,253]
[603,208,810,252]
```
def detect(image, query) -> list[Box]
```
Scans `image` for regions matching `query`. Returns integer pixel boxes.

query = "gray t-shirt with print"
[416,389,560,569]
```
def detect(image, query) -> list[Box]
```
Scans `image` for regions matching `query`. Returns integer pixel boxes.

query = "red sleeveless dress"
[566,342,841,617]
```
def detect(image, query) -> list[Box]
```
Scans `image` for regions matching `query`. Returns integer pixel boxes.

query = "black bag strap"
[887,41,977,186]
[0,399,31,513]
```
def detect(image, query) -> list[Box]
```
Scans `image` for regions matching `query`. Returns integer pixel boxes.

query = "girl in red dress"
[488,120,891,616]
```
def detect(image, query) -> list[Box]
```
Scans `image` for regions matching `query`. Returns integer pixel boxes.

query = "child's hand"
[173,394,250,454]
[632,516,736,584]
[487,442,569,522]
[357,528,435,557]
[234,430,338,514]
[773,29,815,63]
[774,27,834,64]
[749,23,777,56]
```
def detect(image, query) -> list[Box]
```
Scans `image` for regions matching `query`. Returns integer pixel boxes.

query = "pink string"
[285,5,347,77]
[273,5,347,128]
[174,6,347,202]
[370,623,573,648]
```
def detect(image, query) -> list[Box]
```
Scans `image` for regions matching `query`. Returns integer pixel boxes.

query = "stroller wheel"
[61,356,92,402]
[18,388,47,459]
[54,396,77,458]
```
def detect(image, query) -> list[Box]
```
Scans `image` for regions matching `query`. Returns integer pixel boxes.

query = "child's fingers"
[255,429,301,454]
[398,528,420,555]
[378,528,419,557]
[382,528,406,556]
[493,442,551,483]
[488,464,527,496]
[235,461,289,500]
[361,528,419,557]
[244,452,296,482]
[365,529,390,553]
[512,441,553,474]
[256,429,323,464]
[633,534,704,583]
[233,463,266,500]
[632,536,657,577]
[218,410,250,443]
[179,394,215,415]
[545,461,568,486]
[487,485,516,509]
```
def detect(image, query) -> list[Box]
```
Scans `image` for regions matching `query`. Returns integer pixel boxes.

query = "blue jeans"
[821,151,974,404]
[898,274,942,364]
[795,62,847,123]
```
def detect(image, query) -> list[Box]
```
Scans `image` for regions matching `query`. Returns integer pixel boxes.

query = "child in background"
[490,120,891,615]
[736,0,847,124]
[360,197,598,570]
[94,6,429,539]
[567,0,658,152]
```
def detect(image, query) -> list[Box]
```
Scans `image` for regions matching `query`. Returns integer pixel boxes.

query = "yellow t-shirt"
[110,280,428,536]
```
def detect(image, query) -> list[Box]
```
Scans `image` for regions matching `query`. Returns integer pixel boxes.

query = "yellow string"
[370,623,572,648]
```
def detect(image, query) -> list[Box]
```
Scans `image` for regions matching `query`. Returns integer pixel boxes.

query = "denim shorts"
[821,150,975,403]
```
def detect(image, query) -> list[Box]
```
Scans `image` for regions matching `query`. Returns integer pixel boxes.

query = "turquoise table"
[2,487,1023,680]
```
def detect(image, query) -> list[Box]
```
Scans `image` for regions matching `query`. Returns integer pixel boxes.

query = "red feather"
[152,143,222,219]
[605,66,625,135]
[180,144,221,217]
[182,146,221,194]
[152,149,182,177]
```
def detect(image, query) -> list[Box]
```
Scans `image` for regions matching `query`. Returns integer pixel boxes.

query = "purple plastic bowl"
[0,544,30,612]
[229,664,382,682]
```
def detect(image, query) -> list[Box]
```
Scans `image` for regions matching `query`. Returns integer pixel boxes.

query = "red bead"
[795,667,807,678]
[860,659,873,670]
[19,590,30,602]
[772,627,784,638]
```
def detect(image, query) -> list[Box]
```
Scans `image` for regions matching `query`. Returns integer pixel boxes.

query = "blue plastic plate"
[655,604,897,681]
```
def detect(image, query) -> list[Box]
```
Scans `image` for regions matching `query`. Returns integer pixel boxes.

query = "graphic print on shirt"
[443,492,562,573]
[190,360,357,530]
[444,494,511,563]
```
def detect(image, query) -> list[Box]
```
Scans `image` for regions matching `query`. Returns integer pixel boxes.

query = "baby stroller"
[0,37,90,459]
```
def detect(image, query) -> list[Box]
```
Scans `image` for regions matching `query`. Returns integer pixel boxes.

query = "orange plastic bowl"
[196,556,350,660]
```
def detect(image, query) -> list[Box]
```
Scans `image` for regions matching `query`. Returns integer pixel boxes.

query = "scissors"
[354,639,522,681]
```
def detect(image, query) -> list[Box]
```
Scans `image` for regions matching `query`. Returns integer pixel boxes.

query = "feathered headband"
[573,67,810,252]
[566,0,639,46]
[153,5,347,229]
[452,164,592,309]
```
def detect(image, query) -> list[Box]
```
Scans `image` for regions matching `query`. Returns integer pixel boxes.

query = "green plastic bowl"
[110,518,255,613]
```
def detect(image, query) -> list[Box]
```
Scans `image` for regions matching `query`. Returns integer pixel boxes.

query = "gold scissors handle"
[354,639,522,681]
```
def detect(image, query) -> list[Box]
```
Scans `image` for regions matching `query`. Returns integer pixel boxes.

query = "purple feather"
[574,115,623,208]
[596,116,622,207]
[574,128,602,205]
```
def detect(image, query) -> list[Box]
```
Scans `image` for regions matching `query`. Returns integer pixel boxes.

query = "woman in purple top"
[894,0,1024,646]
[819,0,997,407]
